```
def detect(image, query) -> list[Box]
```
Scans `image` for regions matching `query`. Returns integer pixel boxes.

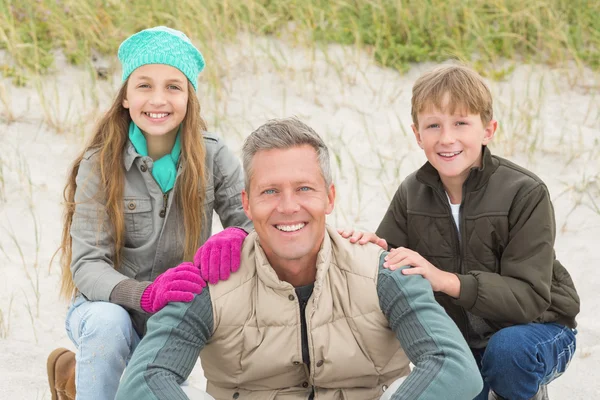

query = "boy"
[342,64,580,400]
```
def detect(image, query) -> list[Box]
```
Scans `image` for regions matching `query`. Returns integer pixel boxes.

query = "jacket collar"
[253,227,333,294]
[415,146,499,193]
[123,140,140,172]
[123,140,185,177]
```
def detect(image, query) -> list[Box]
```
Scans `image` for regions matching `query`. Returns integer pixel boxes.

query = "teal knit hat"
[118,26,205,91]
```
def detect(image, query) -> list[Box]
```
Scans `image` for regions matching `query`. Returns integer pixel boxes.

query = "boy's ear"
[482,119,498,145]
[411,124,424,149]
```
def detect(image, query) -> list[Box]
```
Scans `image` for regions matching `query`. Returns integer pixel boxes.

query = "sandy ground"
[0,35,599,399]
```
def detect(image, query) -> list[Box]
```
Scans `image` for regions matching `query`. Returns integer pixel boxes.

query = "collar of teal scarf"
[128,121,181,193]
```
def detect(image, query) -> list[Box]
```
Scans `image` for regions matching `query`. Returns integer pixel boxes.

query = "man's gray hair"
[242,117,332,191]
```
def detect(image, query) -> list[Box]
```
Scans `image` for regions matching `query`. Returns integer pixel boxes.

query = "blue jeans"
[472,323,577,400]
[65,295,141,400]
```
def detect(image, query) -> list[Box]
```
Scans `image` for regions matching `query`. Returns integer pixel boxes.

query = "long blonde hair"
[57,80,207,300]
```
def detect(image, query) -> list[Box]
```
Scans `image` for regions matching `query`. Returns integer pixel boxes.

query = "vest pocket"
[341,388,383,400]
[208,386,278,399]
[123,197,153,245]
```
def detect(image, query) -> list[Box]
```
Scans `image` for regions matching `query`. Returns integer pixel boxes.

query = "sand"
[0,35,598,398]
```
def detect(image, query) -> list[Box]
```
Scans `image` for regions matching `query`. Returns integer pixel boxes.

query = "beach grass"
[0,0,598,84]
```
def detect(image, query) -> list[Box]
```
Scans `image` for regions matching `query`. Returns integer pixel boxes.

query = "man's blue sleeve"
[377,255,483,399]
[116,289,214,400]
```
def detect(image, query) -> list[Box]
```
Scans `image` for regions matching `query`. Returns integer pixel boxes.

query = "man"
[116,117,482,400]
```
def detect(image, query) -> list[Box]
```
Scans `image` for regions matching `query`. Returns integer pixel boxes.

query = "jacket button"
[140,164,148,172]
[159,210,166,218]
[316,360,323,367]
[127,202,136,210]
[233,392,239,399]
[288,294,295,301]
[293,361,300,365]
[302,382,309,388]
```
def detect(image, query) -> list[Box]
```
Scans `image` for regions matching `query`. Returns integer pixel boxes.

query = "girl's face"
[123,64,189,139]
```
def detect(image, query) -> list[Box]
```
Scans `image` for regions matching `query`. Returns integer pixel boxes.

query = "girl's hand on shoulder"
[337,228,388,250]
[383,248,460,296]
[194,227,248,285]
[140,262,206,314]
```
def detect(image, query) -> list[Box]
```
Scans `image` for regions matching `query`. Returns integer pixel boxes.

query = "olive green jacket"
[376,146,580,345]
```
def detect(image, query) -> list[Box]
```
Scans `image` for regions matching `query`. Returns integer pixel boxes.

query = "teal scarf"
[128,122,181,193]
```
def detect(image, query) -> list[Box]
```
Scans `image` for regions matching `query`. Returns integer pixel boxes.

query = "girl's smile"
[123,64,189,140]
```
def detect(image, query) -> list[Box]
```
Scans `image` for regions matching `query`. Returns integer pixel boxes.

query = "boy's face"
[412,98,497,188]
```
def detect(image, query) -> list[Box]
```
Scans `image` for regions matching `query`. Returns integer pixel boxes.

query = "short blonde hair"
[411,64,493,129]
[242,117,332,192]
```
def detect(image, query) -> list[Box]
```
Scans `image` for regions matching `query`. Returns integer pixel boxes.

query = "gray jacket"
[71,132,251,335]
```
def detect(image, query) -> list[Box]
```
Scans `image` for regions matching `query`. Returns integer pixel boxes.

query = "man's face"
[242,145,335,269]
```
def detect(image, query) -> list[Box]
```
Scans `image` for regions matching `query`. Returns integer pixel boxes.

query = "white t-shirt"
[446,192,461,237]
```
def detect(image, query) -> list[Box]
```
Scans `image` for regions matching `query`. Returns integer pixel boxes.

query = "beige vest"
[200,226,411,400]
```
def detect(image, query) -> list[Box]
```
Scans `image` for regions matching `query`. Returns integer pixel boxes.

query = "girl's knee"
[79,302,134,338]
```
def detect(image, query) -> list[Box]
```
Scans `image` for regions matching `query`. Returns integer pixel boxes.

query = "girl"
[47,26,251,400]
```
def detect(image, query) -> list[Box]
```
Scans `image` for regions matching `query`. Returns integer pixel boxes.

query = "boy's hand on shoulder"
[337,228,388,250]
[384,248,460,297]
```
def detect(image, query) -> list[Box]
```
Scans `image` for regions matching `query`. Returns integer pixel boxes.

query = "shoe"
[47,348,76,400]
[531,385,549,400]
[488,385,549,400]
[488,390,505,400]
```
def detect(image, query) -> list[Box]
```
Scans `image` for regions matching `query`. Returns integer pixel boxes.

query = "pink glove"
[194,227,248,285]
[140,262,206,313]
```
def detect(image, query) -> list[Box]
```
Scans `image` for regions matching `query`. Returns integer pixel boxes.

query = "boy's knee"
[482,326,538,373]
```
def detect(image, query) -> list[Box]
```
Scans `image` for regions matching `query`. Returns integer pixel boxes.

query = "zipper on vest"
[304,296,316,394]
